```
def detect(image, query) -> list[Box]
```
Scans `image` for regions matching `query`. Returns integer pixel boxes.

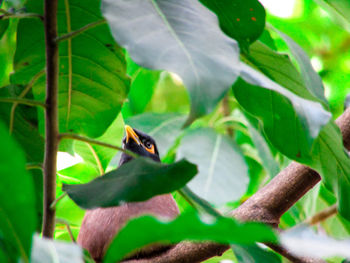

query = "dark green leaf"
[234,63,331,161]
[104,211,277,263]
[31,234,83,263]
[11,0,130,138]
[200,0,266,49]
[0,20,9,40]
[232,244,281,263]
[102,0,240,124]
[0,120,36,262]
[63,158,197,209]
[177,128,248,205]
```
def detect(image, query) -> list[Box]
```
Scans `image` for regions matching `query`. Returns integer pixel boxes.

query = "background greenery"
[1,0,350,262]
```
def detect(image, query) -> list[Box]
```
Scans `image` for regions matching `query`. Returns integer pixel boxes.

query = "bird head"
[119,125,160,165]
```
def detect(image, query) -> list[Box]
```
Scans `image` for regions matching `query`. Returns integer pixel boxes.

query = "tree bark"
[42,0,59,238]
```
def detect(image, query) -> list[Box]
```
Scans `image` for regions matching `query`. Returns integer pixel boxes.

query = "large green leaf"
[11,0,130,138]
[104,211,277,263]
[0,120,36,263]
[200,0,266,49]
[0,20,9,40]
[177,128,248,205]
[317,0,350,30]
[63,158,197,209]
[125,113,186,158]
[234,63,331,161]
[101,0,240,124]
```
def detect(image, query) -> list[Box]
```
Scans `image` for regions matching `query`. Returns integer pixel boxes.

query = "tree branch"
[0,97,46,108]
[304,204,337,226]
[122,108,350,262]
[42,0,59,238]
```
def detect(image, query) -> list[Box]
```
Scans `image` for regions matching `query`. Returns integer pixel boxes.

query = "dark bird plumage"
[77,125,179,262]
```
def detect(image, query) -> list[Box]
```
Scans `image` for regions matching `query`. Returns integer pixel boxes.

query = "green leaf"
[311,122,350,220]
[317,0,350,30]
[11,0,130,138]
[272,28,327,104]
[177,128,248,205]
[101,0,240,124]
[233,63,331,161]
[122,54,160,118]
[125,113,186,158]
[104,211,277,263]
[0,20,9,40]
[200,0,266,49]
[0,120,36,263]
[74,113,124,173]
[232,244,281,263]
[63,158,197,209]
[31,234,83,263]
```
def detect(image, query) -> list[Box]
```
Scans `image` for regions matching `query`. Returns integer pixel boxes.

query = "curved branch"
[121,107,350,263]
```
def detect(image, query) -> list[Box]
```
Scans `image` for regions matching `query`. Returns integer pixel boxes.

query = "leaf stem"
[50,193,67,210]
[55,19,106,43]
[304,204,337,225]
[9,70,45,134]
[55,218,76,242]
[0,11,43,21]
[178,186,221,217]
[42,0,59,238]
[85,142,104,175]
[0,97,46,108]
[59,133,138,158]
[26,163,43,170]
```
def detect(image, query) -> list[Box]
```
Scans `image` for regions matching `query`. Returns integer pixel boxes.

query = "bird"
[77,125,180,262]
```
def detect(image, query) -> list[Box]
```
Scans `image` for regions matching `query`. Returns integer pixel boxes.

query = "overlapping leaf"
[104,212,277,263]
[11,0,130,138]
[101,0,240,125]
[63,158,197,209]
[177,128,248,205]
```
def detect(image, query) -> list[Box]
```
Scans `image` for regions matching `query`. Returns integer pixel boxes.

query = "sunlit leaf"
[177,128,248,205]
[0,120,36,262]
[102,0,240,125]
[11,0,130,138]
[63,158,197,209]
[104,211,277,263]
[232,244,281,263]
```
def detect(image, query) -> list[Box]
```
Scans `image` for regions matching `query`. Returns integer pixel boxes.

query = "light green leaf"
[101,0,240,124]
[177,128,248,205]
[11,0,130,138]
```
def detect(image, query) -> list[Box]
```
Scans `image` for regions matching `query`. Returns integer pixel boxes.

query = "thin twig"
[56,218,76,242]
[59,133,138,158]
[86,142,104,175]
[50,193,68,210]
[42,0,59,238]
[304,204,337,225]
[0,11,43,20]
[0,97,46,107]
[9,70,45,134]
[221,94,234,137]
[55,19,106,42]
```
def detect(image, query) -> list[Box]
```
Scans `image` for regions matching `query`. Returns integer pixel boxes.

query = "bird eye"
[144,141,152,149]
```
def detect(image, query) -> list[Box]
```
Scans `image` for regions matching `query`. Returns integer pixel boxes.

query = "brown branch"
[221,94,234,137]
[304,204,337,226]
[42,0,59,238]
[121,108,350,262]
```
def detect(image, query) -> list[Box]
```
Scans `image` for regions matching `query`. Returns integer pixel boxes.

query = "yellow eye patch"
[144,144,155,154]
